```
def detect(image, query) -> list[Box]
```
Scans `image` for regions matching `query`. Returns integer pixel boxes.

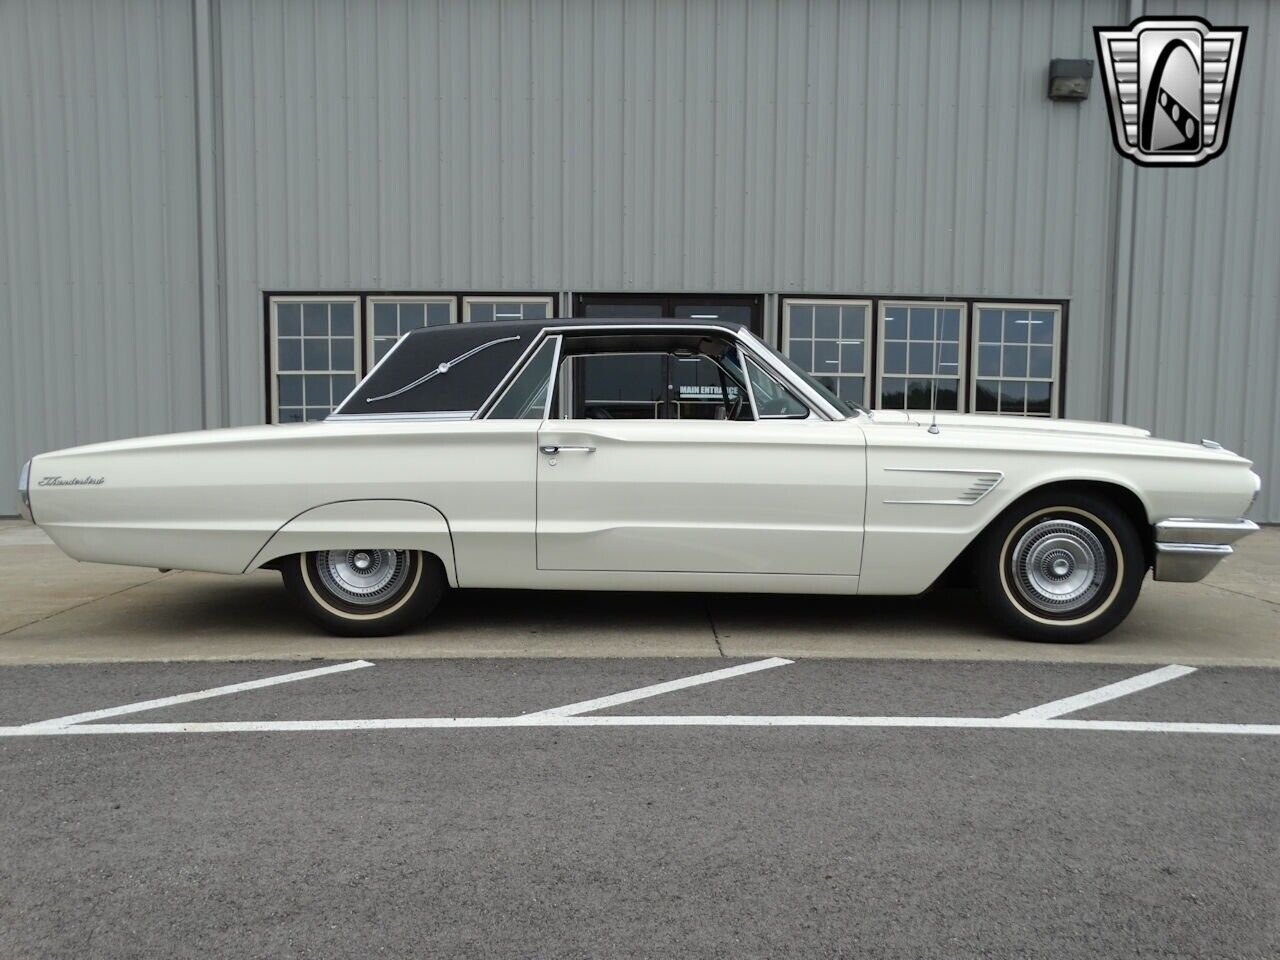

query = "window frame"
[875,300,970,413]
[780,297,872,409]
[463,295,556,324]
[267,294,363,424]
[969,301,1064,417]
[365,295,456,368]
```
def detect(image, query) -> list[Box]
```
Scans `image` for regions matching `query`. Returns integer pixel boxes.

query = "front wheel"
[282,549,445,637]
[974,491,1146,643]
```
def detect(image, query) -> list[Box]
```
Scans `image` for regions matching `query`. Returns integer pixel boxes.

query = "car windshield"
[753,339,864,417]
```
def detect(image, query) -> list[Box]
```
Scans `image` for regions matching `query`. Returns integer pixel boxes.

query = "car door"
[535,357,866,576]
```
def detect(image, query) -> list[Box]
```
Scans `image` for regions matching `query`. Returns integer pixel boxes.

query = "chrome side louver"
[883,468,1005,506]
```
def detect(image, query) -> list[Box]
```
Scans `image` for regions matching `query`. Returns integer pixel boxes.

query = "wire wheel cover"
[1010,518,1109,614]
[315,549,411,607]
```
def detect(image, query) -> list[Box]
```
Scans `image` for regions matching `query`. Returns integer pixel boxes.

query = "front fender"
[244,499,459,587]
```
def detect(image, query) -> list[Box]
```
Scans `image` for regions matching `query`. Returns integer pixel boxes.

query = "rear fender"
[245,499,459,587]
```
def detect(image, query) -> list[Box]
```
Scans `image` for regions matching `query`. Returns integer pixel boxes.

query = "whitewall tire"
[283,549,445,637]
[974,490,1146,643]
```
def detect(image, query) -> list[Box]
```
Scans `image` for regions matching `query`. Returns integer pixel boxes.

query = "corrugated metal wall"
[1,0,1277,518]
[0,0,205,516]
[1119,1,1280,521]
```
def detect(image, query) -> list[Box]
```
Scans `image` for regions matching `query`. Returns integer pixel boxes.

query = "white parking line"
[21,660,373,729]
[0,715,1278,736]
[521,656,794,718]
[1004,664,1197,720]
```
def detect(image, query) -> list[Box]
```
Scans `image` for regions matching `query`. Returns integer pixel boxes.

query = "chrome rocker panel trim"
[1152,517,1259,582]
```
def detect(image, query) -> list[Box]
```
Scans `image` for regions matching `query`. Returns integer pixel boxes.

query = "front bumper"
[1152,518,1259,582]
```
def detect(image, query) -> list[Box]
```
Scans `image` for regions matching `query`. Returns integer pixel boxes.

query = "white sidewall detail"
[997,506,1125,628]
[299,551,425,621]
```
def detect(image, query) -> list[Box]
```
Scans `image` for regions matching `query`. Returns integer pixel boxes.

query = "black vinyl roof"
[333,317,748,416]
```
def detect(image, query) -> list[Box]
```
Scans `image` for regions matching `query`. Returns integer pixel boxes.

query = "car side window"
[559,350,752,421]
[745,356,810,418]
[486,337,559,419]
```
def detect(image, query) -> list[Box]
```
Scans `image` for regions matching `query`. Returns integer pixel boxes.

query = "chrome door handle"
[540,445,595,455]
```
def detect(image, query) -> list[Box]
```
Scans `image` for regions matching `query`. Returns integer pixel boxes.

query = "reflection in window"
[369,297,455,365]
[877,303,965,411]
[972,306,1059,416]
[782,300,869,408]
[746,357,809,418]
[272,298,360,422]
[464,297,554,323]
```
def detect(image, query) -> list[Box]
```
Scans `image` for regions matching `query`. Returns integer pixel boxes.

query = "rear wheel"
[974,490,1146,643]
[282,549,445,637]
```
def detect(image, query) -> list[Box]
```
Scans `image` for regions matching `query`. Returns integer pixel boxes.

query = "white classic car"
[17,318,1260,643]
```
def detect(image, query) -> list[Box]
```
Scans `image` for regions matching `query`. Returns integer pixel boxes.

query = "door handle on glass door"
[540,445,596,455]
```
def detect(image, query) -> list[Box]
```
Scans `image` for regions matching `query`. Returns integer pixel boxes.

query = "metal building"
[1,0,1277,519]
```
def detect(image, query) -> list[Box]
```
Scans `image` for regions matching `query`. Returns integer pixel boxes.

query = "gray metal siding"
[0,0,1277,519]
[0,0,204,515]
[1119,1,1280,521]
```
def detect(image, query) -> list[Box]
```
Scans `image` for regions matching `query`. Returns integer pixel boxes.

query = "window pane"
[840,341,864,373]
[330,303,354,336]
[790,306,813,339]
[883,341,907,375]
[1029,345,1054,379]
[278,375,303,406]
[426,303,453,326]
[977,345,1000,377]
[304,339,329,371]
[303,303,328,336]
[278,407,304,423]
[934,378,959,411]
[1026,380,1052,415]
[909,308,935,340]
[277,303,301,337]
[839,377,865,404]
[979,309,1002,343]
[788,340,813,371]
[1030,311,1055,343]
[975,380,998,412]
[937,341,959,373]
[939,308,960,343]
[908,342,934,375]
[400,303,425,329]
[840,308,865,340]
[489,338,558,419]
[304,375,330,406]
[883,307,908,340]
[1000,380,1027,413]
[331,339,354,372]
[880,377,906,409]
[1002,344,1028,378]
[277,338,301,371]
[374,303,397,336]
[746,357,809,417]
[814,306,839,339]
[470,302,494,323]
[906,379,933,410]
[1003,310,1030,343]
[814,339,838,370]
[524,301,548,319]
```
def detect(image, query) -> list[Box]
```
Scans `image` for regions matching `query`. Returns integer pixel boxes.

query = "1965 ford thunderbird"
[16,318,1261,643]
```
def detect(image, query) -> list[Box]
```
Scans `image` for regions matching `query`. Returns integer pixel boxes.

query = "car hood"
[867,411,1152,440]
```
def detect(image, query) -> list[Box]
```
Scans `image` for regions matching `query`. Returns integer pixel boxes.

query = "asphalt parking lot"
[2,656,1278,959]
[2,523,1277,958]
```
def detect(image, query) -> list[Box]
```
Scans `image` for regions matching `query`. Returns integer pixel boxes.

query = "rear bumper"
[1152,518,1259,582]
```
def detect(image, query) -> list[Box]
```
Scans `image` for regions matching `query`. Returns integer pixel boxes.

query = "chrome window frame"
[484,334,564,420]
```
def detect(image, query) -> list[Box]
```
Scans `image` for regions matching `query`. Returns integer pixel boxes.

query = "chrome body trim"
[17,459,34,524]
[882,468,1005,505]
[1152,517,1258,582]
[1154,517,1259,545]
[324,410,476,422]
